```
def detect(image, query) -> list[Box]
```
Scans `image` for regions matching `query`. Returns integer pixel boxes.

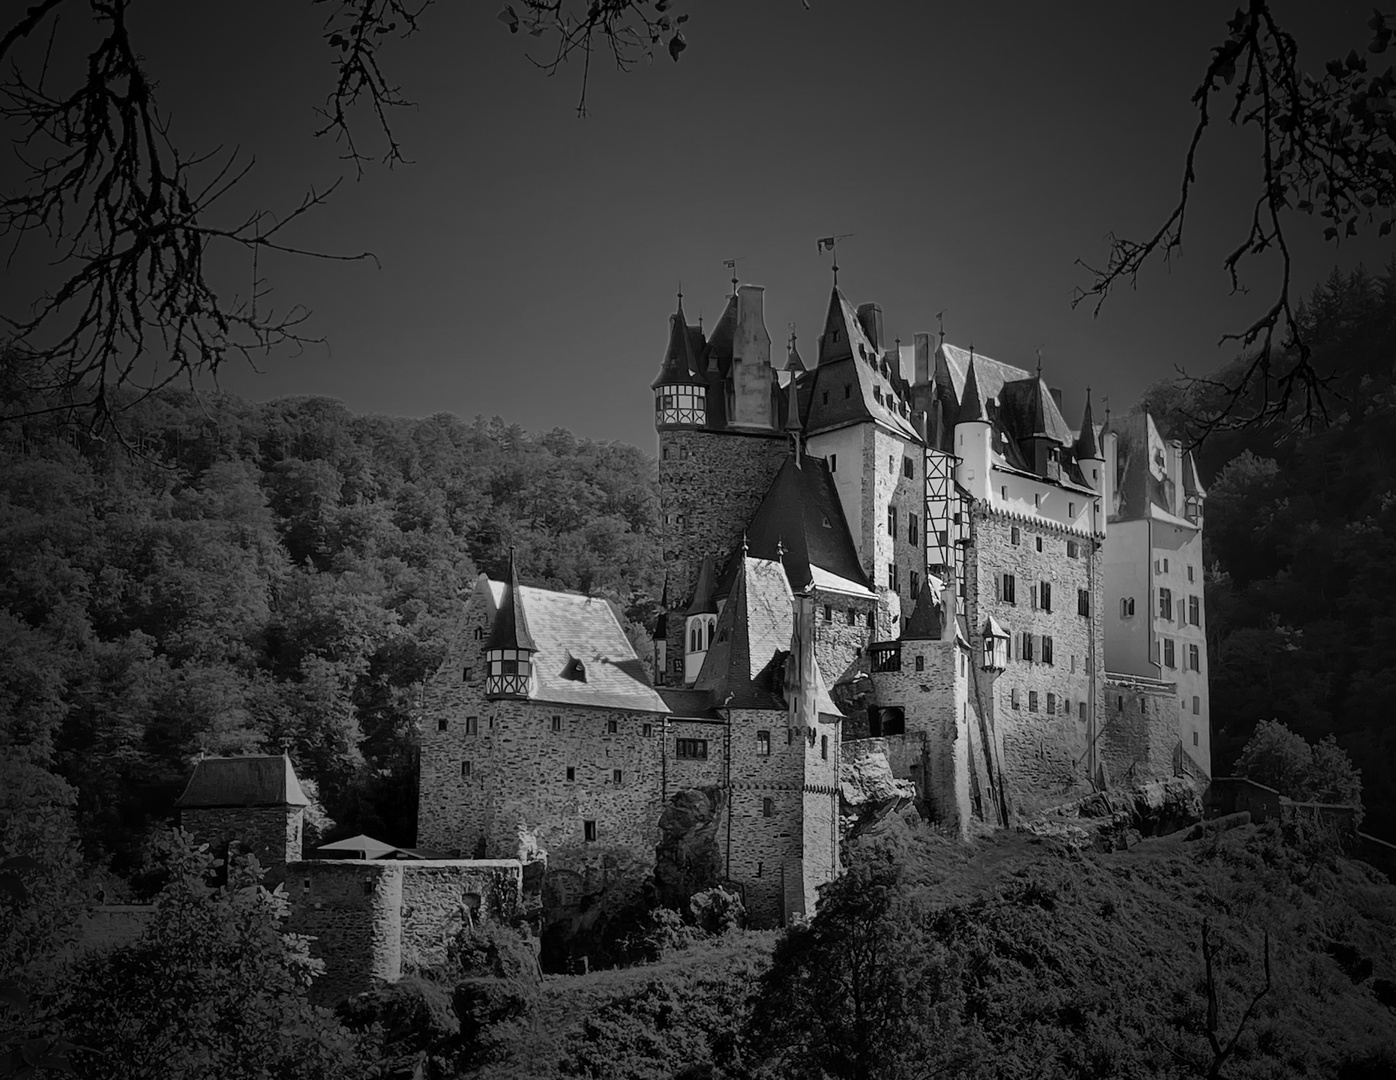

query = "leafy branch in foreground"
[1075,2,1396,438]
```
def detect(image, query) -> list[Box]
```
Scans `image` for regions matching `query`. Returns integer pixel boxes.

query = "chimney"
[913,332,931,385]
[856,303,884,352]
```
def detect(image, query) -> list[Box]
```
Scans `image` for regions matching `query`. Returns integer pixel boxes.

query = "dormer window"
[562,657,587,682]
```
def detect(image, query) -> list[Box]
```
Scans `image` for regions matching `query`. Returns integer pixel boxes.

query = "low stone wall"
[1356,832,1396,881]
[287,858,523,1003]
[1204,777,1285,823]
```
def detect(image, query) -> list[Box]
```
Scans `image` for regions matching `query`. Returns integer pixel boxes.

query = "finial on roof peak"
[936,311,945,347]
[741,531,749,555]
[775,536,786,560]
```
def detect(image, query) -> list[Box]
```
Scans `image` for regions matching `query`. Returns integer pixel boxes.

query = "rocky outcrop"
[839,743,918,842]
[1027,778,1205,852]
[654,787,726,910]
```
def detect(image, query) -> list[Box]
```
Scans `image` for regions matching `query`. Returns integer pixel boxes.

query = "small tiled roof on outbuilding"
[175,754,310,809]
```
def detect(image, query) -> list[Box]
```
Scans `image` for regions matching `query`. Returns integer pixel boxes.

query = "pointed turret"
[901,578,945,641]
[485,548,536,698]
[686,555,718,616]
[785,329,806,373]
[653,294,708,428]
[953,359,993,502]
[959,358,988,423]
[1075,388,1100,461]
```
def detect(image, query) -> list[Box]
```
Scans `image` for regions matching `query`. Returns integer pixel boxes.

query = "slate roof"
[486,548,536,653]
[695,556,793,710]
[483,578,667,713]
[686,555,718,615]
[725,454,871,596]
[938,343,1033,413]
[175,754,310,809]
[901,579,944,641]
[1104,410,1205,524]
[1075,390,1100,460]
[650,297,704,388]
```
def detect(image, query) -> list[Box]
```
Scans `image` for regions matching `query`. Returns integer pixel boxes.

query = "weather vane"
[936,311,945,346]
[815,234,854,285]
[722,257,746,296]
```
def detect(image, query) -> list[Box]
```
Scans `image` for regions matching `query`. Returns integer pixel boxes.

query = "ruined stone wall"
[180,805,303,888]
[287,861,402,1004]
[1101,674,1181,786]
[398,861,523,971]
[658,428,789,682]
[965,506,1105,819]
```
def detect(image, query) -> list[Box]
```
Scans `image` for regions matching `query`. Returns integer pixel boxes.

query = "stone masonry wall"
[966,506,1105,819]
[811,586,877,686]
[287,861,402,1004]
[1101,674,1181,785]
[398,860,523,971]
[658,428,789,681]
[180,805,303,889]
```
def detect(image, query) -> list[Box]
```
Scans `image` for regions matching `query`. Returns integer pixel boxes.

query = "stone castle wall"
[287,859,523,1004]
[810,587,878,687]
[965,507,1105,819]
[180,805,303,888]
[1101,673,1181,786]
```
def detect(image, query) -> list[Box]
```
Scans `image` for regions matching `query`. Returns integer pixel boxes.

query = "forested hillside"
[1143,264,1396,841]
[0,390,663,877]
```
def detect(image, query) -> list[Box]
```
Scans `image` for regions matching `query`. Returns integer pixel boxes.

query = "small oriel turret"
[485,548,536,699]
[652,294,707,429]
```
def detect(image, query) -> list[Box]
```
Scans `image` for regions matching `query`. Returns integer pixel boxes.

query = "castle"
[415,280,1213,930]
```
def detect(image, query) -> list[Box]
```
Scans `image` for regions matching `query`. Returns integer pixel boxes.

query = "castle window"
[1011,687,1020,709]
[551,715,562,732]
[566,767,575,781]
[1141,697,1149,714]
[584,820,597,842]
[915,654,925,672]
[607,718,618,734]
[867,612,875,628]
[757,861,763,877]
[1068,501,1075,517]
[1159,589,1173,620]
[643,723,654,737]
[679,446,689,460]
[874,387,883,404]
[847,608,857,625]
[999,573,1016,604]
[362,880,374,896]
[888,563,899,592]
[821,735,828,760]
[823,604,833,623]
[903,456,914,478]
[676,738,708,760]
[1188,643,1200,671]
[1121,597,1135,618]
[757,730,771,756]
[302,878,311,893]
[438,718,448,732]
[1117,695,1124,711]
[1079,701,1087,720]
[1192,696,1200,714]
[845,385,851,399]
[829,453,837,472]
[1164,638,1176,668]
[1011,526,1020,546]
[821,515,832,528]
[1034,494,1042,509]
[613,769,623,784]
[1002,486,1009,501]
[461,760,472,778]
[1189,596,1200,625]
[1047,692,1056,715]
[1040,582,1052,612]
[1021,632,1034,662]
[888,455,895,474]
[671,657,683,674]
[1193,730,1199,745]
[909,515,918,546]
[1029,690,1039,712]
[910,571,920,599]
[823,391,830,405]
[1067,540,1079,558]
[1078,589,1090,617]
[1042,636,1054,665]
[763,797,775,818]
[662,448,670,460]
[474,627,484,640]
[465,715,478,735]
[1035,535,1043,552]
[887,505,897,538]
[462,666,472,682]
[1188,565,1195,582]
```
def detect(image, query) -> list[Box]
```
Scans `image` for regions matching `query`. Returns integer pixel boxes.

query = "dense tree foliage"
[1141,262,1396,841]
[0,387,662,875]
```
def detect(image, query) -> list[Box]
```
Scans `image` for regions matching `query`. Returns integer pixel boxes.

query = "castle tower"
[484,548,535,699]
[652,294,707,429]
[953,359,992,502]
[174,753,309,889]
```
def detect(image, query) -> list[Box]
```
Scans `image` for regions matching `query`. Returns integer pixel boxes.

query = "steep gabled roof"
[650,297,704,389]
[686,555,718,616]
[738,455,872,594]
[995,376,1076,447]
[938,343,1032,413]
[817,287,867,365]
[703,294,739,374]
[483,579,667,712]
[694,555,793,710]
[486,548,536,652]
[175,754,310,809]
[959,357,988,423]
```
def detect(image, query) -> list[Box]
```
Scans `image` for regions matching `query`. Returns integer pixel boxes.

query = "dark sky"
[7,2,1391,451]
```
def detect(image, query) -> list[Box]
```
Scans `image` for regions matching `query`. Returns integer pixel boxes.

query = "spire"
[486,547,536,653]
[1030,351,1050,438]
[785,324,806,373]
[686,555,718,616]
[650,292,701,389]
[1075,387,1101,460]
[784,375,803,449]
[901,577,945,641]
[959,357,988,423]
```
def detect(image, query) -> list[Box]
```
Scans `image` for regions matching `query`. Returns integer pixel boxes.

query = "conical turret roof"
[650,296,703,389]
[486,547,537,652]
[901,578,944,641]
[686,555,718,616]
[1075,389,1101,460]
[959,358,988,423]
